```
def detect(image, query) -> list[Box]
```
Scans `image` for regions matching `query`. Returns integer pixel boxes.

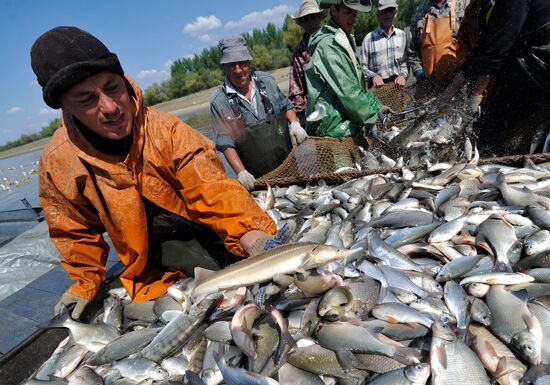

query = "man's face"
[299,12,324,35]
[377,7,397,30]
[61,71,134,140]
[224,61,251,92]
[330,5,358,34]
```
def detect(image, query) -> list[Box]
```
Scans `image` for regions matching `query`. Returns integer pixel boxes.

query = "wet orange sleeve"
[169,118,276,256]
[39,165,108,301]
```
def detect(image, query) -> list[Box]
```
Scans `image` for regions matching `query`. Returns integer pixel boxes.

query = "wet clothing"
[461,0,550,155]
[39,75,276,303]
[409,0,469,80]
[289,34,313,125]
[360,26,409,81]
[305,22,382,138]
[211,71,293,177]
[456,0,495,61]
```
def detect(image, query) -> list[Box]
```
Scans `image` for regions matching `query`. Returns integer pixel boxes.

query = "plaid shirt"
[360,26,409,81]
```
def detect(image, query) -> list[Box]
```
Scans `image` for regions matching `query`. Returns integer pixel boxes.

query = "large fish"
[191,243,360,298]
[430,321,490,385]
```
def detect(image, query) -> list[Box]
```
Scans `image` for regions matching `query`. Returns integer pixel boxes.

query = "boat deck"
[0,226,122,357]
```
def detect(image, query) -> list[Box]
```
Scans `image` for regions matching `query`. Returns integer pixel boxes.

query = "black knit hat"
[30,26,124,109]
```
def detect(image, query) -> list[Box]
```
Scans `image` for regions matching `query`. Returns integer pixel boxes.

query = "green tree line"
[0,118,61,152]
[144,0,422,105]
[3,0,422,151]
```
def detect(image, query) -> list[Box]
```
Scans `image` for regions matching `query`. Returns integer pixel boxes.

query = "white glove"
[468,94,483,116]
[237,170,256,190]
[289,121,308,146]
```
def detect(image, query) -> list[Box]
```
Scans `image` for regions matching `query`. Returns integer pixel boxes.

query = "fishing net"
[371,83,415,131]
[255,84,424,188]
[255,137,362,186]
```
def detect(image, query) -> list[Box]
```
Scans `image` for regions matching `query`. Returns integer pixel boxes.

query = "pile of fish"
[26,153,550,385]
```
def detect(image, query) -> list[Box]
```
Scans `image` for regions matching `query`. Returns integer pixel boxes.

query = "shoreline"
[0,67,290,161]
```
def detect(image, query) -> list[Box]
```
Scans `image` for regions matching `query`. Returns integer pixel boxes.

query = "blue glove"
[414,70,427,80]
[249,221,296,256]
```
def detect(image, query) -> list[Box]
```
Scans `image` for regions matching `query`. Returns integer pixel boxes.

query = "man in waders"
[408,0,470,95]
[31,27,286,319]
[210,34,308,190]
[442,0,550,156]
[305,0,386,139]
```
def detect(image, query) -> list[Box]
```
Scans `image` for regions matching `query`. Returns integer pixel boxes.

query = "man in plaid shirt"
[360,0,409,88]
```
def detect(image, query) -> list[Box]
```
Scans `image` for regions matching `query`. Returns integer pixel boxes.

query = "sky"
[0,0,303,146]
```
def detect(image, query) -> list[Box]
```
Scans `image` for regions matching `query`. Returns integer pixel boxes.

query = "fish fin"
[335,350,354,370]
[522,313,538,332]
[385,316,399,324]
[192,267,217,287]
[375,332,405,347]
[511,289,529,303]
[494,356,523,380]
[483,340,498,357]
[433,341,448,369]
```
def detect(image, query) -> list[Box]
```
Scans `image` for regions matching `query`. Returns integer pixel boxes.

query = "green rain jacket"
[305,22,382,138]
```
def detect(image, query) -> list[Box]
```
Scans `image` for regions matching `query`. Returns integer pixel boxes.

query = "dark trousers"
[144,199,240,275]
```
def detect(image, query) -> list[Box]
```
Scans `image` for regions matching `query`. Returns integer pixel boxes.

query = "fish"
[430,321,491,385]
[191,243,360,298]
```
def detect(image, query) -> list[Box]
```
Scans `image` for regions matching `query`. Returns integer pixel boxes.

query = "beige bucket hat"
[293,0,326,19]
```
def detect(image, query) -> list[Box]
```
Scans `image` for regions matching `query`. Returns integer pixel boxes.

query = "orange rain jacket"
[39,76,276,302]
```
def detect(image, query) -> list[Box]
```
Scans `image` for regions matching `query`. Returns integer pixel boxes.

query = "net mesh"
[256,137,361,186]
[254,83,449,188]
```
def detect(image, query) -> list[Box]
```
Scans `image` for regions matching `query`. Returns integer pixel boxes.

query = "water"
[0,107,233,214]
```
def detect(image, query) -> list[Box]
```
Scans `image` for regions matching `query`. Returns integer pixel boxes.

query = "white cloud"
[183,15,222,36]
[7,106,24,114]
[164,60,174,68]
[197,34,217,43]
[136,69,171,84]
[225,5,293,31]
[29,80,40,87]
[39,108,58,115]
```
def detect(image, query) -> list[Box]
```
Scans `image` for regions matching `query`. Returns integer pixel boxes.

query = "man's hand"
[54,291,90,319]
[372,75,385,88]
[395,75,406,87]
[248,221,296,257]
[237,170,256,190]
[468,94,483,116]
[289,121,308,146]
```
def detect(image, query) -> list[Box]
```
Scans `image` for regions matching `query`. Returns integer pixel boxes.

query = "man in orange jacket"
[30,26,281,319]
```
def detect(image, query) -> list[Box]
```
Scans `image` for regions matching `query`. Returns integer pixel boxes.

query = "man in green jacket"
[305,0,384,138]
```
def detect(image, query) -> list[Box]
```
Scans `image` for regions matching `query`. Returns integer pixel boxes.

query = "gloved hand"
[237,170,256,190]
[54,291,90,319]
[289,121,308,146]
[249,221,296,257]
[468,94,483,116]
[414,70,427,80]
[378,105,393,123]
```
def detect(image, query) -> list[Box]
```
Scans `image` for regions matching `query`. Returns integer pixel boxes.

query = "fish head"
[432,320,457,342]
[511,330,542,365]
[148,367,169,381]
[405,362,431,383]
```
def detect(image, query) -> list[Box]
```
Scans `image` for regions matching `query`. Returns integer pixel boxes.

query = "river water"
[0,108,225,213]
